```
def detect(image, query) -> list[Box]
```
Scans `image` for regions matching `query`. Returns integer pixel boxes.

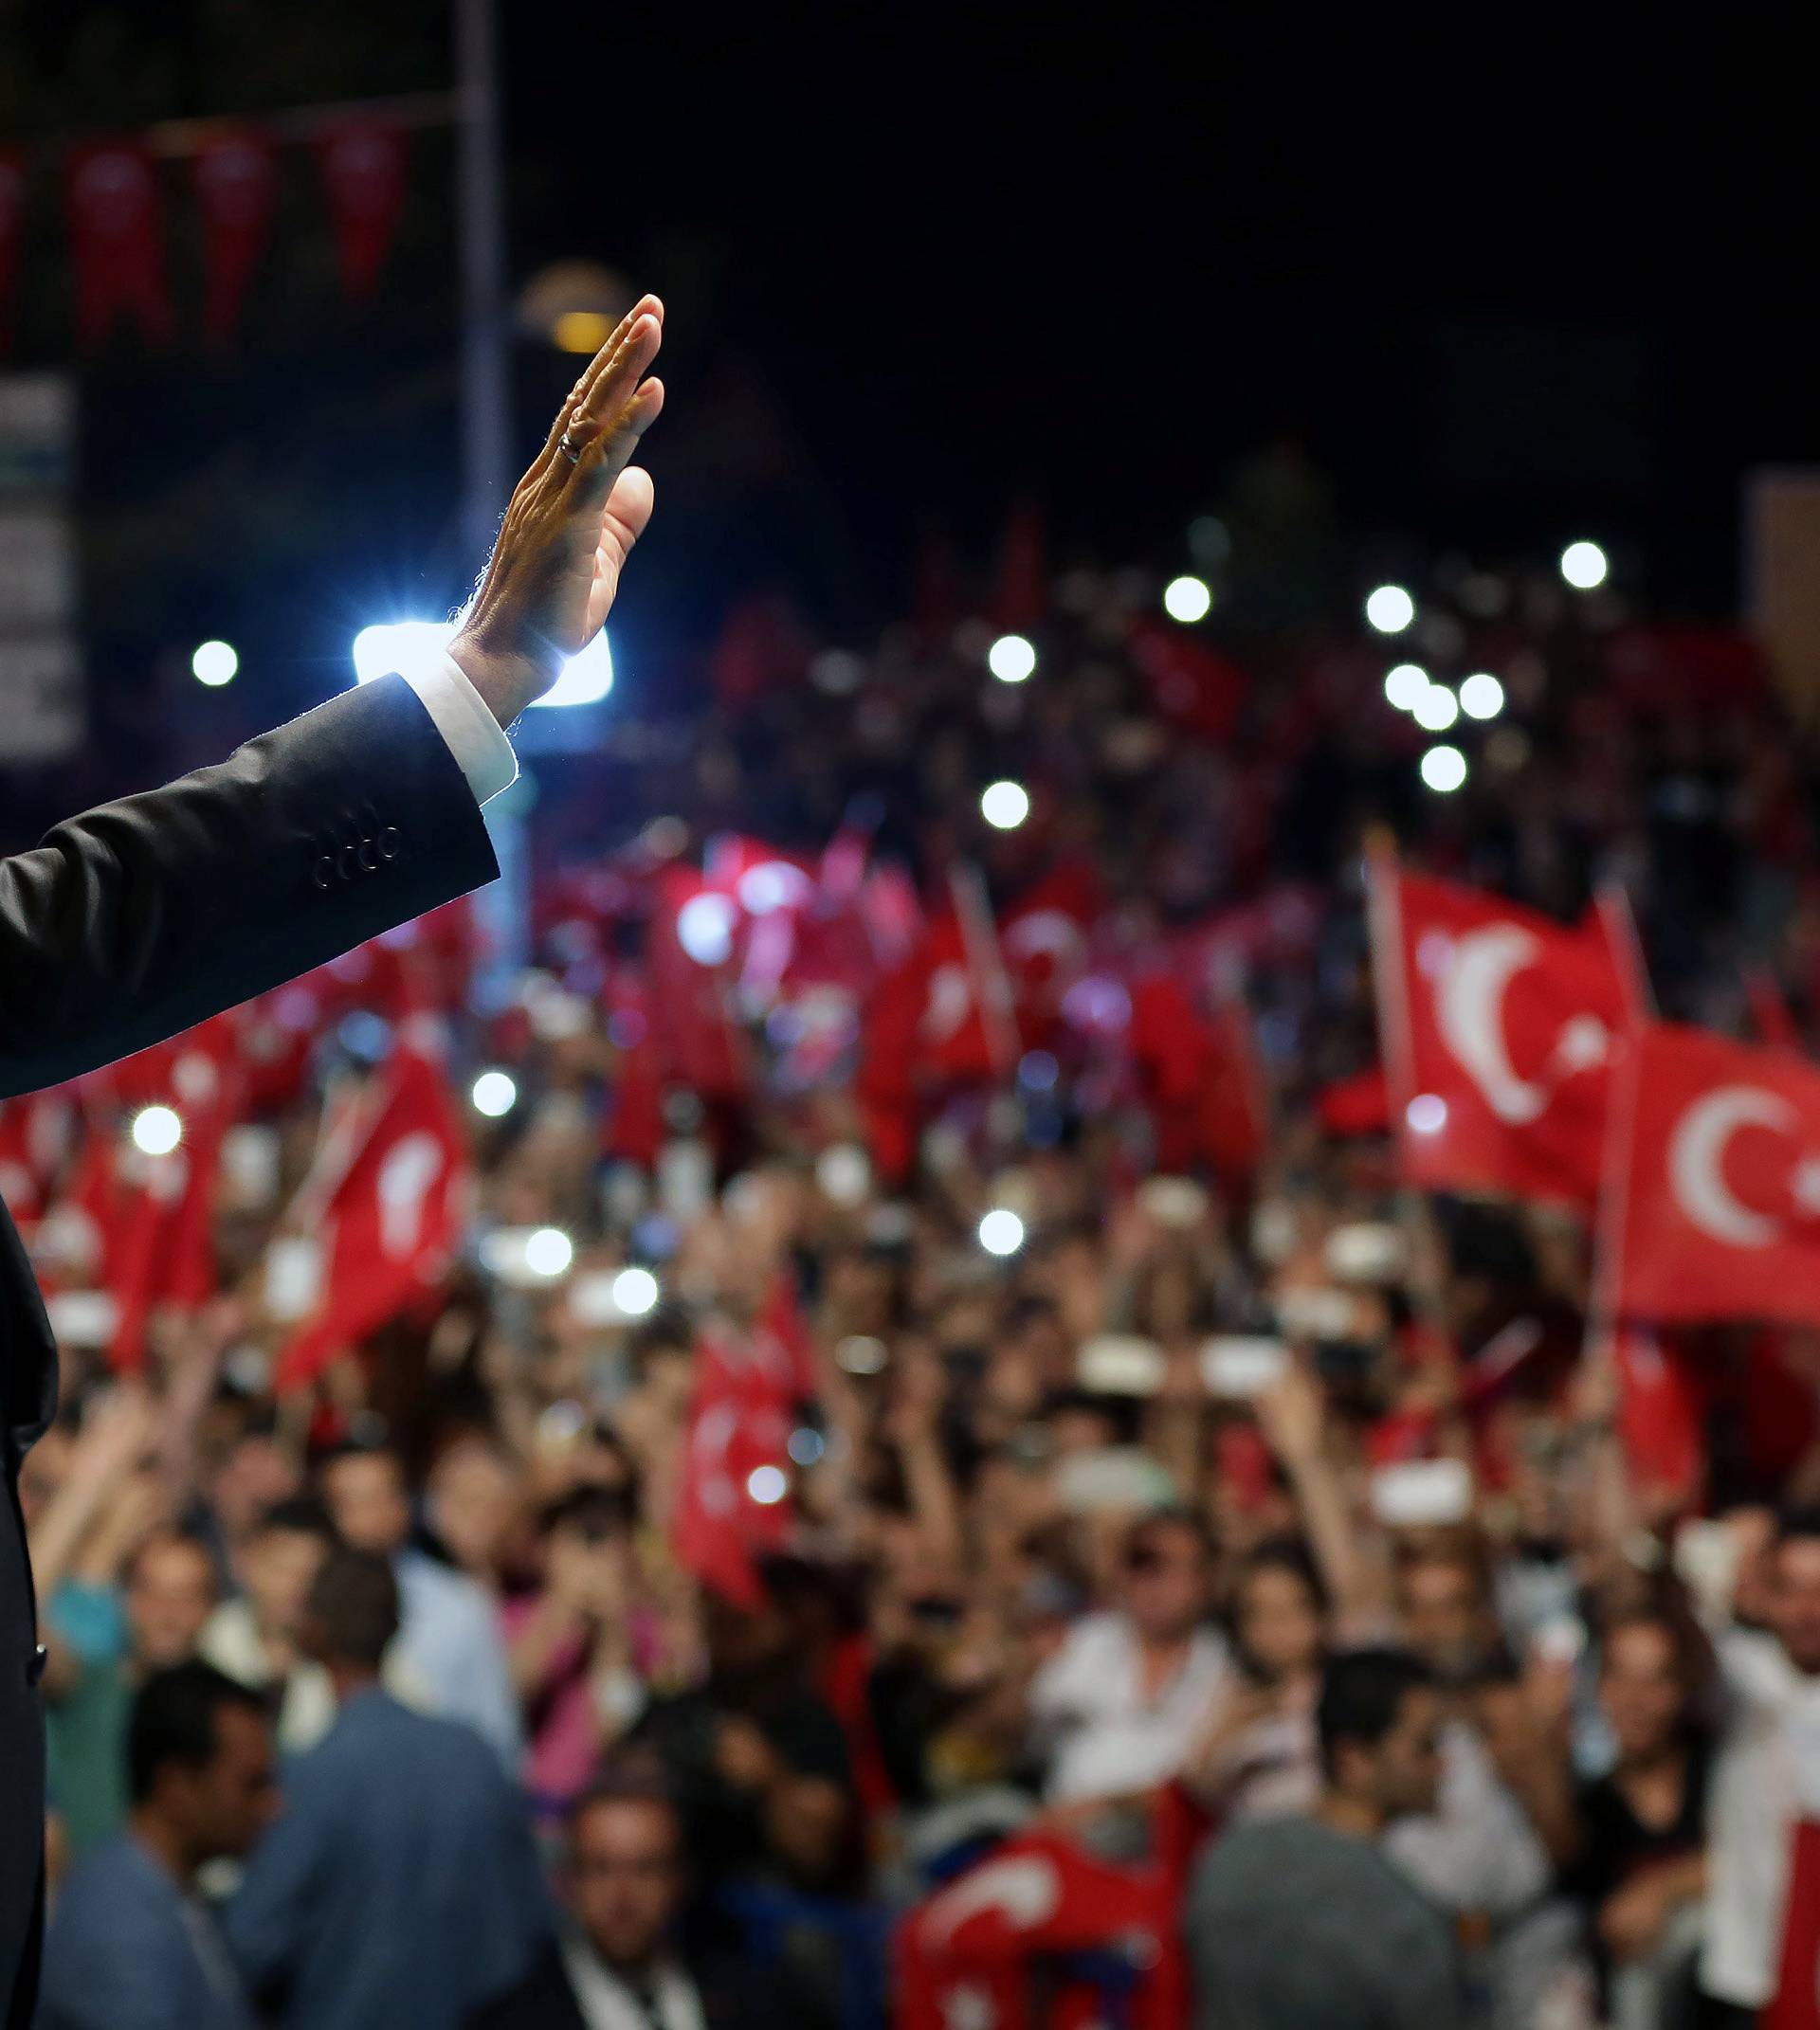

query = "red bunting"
[0,149,25,354]
[315,118,407,302]
[65,140,173,350]
[192,129,277,349]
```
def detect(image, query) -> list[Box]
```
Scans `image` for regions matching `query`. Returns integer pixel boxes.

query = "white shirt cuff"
[401,652,519,807]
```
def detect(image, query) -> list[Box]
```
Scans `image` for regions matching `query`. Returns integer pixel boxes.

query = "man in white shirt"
[1028,1511,1227,1805]
[1703,1507,1820,2019]
[319,1441,521,1767]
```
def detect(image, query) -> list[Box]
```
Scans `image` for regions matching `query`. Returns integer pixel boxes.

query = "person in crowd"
[318,1438,523,1766]
[475,1767,822,2030]
[1187,1647,1462,2027]
[1702,1506,1820,2021]
[629,1578,857,1900]
[1561,1608,1714,2030]
[1028,1508,1226,1804]
[224,1546,550,2026]
[38,1662,279,2028]
[504,1487,658,1813]
[43,1523,219,1858]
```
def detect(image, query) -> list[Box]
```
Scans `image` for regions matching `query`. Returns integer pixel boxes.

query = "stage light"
[747,1464,789,1506]
[1407,1094,1448,1134]
[353,620,611,708]
[676,893,737,966]
[1413,685,1460,733]
[534,629,612,709]
[471,1070,517,1118]
[988,634,1036,683]
[1560,540,1608,590]
[978,1208,1026,1257]
[553,310,614,354]
[191,640,238,687]
[1384,663,1428,711]
[1163,574,1212,623]
[1420,744,1468,793]
[524,1226,573,1278]
[1459,672,1505,720]
[1365,585,1415,634]
[980,780,1030,830]
[131,1106,182,1156]
[610,1266,660,1316]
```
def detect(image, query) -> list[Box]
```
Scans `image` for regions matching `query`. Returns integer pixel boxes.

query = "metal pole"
[454,0,530,996]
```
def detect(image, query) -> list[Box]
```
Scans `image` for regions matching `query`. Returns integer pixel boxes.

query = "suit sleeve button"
[27,1644,47,1687]
[379,826,401,861]
[337,845,361,882]
[357,837,379,873]
[312,856,335,891]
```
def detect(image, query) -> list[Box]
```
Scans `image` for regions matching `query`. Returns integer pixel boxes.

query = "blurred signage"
[0,372,83,763]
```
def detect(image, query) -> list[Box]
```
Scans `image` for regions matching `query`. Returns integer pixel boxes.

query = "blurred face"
[1399,1557,1485,1678]
[241,1528,329,1642]
[1239,1564,1324,1681]
[166,1702,281,1865]
[428,1443,517,1573]
[322,1453,410,1556]
[1774,1535,1820,1677]
[1122,1522,1210,1643]
[1371,1683,1446,1821]
[1599,1621,1684,1760]
[211,1436,301,1545]
[569,1799,684,1970]
[128,1538,217,1670]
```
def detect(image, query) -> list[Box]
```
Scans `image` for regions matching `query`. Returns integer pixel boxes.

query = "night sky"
[2,4,1814,778]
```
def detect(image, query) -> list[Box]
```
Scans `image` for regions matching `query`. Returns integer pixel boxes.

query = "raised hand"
[450,295,666,727]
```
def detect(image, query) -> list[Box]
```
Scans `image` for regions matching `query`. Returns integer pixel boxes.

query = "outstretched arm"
[1,295,664,1101]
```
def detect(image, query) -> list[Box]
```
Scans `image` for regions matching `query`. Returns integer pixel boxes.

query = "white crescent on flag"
[1667,1085,1794,1249]
[1435,924,1550,1125]
[925,1855,1061,1945]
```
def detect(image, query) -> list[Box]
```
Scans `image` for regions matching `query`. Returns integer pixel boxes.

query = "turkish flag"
[315,118,407,301]
[894,1802,1199,2030]
[1600,1023,1820,1326]
[1370,862,1644,1207]
[273,1032,471,1392]
[94,1018,241,1372]
[0,149,25,355]
[646,866,751,1102]
[1001,861,1102,1048]
[1607,1322,1706,1503]
[671,1322,800,1607]
[192,128,276,348]
[65,139,173,349]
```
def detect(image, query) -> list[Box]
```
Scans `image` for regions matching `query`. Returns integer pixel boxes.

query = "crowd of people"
[11,517,1820,2029]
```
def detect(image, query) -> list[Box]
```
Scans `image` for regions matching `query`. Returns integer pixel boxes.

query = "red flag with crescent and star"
[1599,1023,1820,1327]
[1368,861,1647,1208]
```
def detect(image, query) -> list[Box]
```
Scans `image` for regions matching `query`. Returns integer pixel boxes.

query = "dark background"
[0,4,1811,770]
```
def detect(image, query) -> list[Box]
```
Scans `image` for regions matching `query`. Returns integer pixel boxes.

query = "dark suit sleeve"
[0,673,500,1099]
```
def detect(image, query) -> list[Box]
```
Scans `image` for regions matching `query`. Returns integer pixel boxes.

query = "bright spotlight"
[980,780,1030,830]
[1406,1094,1448,1135]
[524,1227,574,1278]
[1365,585,1415,634]
[978,1208,1026,1257]
[610,1266,660,1317]
[1163,575,1212,623]
[1459,672,1505,720]
[533,629,613,710]
[1560,540,1608,590]
[131,1106,182,1156]
[191,640,238,687]
[1413,685,1460,733]
[553,309,614,354]
[676,893,737,967]
[1420,744,1468,793]
[471,1070,518,1118]
[1384,663,1428,711]
[747,1464,789,1506]
[353,618,612,708]
[988,634,1037,683]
